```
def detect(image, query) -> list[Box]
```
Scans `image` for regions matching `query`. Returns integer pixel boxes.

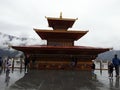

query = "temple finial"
[60,12,62,19]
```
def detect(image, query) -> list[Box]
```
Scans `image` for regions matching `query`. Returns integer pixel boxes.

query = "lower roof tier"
[12,45,110,57]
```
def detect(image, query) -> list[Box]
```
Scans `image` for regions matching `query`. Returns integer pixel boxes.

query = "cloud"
[0,0,120,49]
[0,32,45,50]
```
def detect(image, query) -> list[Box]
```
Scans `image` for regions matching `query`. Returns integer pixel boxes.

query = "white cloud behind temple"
[0,0,120,49]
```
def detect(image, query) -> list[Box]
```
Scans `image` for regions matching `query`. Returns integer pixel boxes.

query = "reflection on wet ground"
[0,69,120,90]
[10,70,102,90]
[5,70,10,87]
[108,77,120,89]
[0,68,24,90]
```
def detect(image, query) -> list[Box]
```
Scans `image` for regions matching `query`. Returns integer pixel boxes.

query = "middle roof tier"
[34,29,88,41]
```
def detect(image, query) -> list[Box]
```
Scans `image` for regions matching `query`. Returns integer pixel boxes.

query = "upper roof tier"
[46,16,77,30]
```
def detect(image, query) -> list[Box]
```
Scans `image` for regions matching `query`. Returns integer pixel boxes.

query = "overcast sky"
[0,0,120,50]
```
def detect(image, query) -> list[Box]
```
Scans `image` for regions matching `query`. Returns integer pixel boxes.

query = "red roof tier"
[34,29,88,40]
[12,45,110,55]
[46,17,77,30]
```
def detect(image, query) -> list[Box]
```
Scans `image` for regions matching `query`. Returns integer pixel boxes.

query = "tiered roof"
[12,14,110,60]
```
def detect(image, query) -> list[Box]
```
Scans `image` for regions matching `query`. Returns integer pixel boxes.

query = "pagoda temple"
[12,14,110,70]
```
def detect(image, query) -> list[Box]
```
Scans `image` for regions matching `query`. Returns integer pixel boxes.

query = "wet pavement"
[0,69,120,90]
[0,69,24,90]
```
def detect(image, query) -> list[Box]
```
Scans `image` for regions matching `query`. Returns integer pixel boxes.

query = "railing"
[95,62,108,70]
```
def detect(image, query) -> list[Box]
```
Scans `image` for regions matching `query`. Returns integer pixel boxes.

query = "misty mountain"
[0,32,42,57]
[0,32,42,47]
[96,50,120,61]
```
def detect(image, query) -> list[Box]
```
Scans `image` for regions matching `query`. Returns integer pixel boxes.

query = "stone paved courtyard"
[0,69,120,90]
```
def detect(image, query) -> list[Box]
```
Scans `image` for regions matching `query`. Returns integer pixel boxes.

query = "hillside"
[97,50,120,61]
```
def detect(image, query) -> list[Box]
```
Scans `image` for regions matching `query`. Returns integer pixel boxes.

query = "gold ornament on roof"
[60,12,62,19]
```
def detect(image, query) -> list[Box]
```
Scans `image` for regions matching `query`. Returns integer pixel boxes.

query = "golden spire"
[60,12,62,19]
